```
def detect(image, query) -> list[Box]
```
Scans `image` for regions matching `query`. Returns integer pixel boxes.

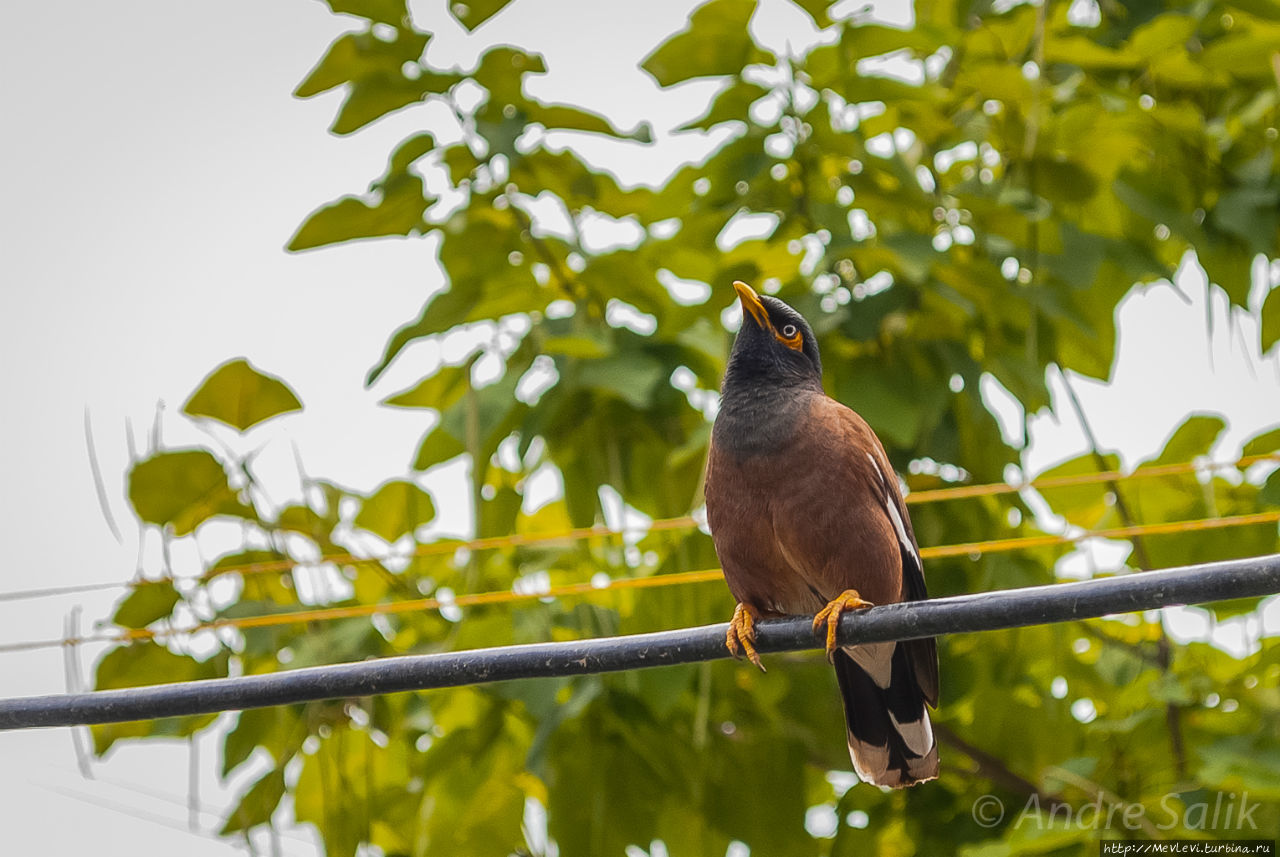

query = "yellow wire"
[906,453,1276,503]
[921,509,1280,558]
[4,509,1273,655]
[201,452,1274,583]
[2,453,1271,607]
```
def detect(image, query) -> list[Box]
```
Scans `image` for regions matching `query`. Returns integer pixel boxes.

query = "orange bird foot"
[726,602,765,672]
[813,590,874,662]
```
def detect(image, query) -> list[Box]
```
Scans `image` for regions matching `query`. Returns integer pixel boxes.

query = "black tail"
[833,641,938,788]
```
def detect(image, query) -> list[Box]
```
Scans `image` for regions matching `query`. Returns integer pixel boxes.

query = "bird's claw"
[727,602,765,672]
[813,590,874,662]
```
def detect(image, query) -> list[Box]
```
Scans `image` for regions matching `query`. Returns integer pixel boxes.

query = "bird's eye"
[781,324,798,337]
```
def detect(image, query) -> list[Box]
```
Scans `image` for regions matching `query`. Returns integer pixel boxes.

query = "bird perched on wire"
[703,280,939,788]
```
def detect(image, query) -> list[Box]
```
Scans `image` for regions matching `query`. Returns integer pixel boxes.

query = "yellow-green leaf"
[323,0,406,25]
[1034,451,1122,530]
[354,479,437,541]
[220,768,288,835]
[183,358,303,431]
[128,449,252,535]
[111,580,181,629]
[451,0,511,31]
[1262,287,1280,355]
[641,0,771,87]
[382,363,472,410]
[288,174,432,251]
[91,643,227,755]
[1244,426,1280,458]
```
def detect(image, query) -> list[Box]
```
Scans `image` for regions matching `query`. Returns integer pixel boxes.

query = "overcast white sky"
[1,0,1277,854]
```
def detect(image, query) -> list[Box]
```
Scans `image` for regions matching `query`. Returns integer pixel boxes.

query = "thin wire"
[922,509,1280,558]
[0,518,697,604]
[1,454,1273,605]
[3,509,1276,655]
[0,568,728,654]
[906,452,1275,503]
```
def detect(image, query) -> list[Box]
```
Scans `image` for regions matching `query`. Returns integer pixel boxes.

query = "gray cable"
[2,554,1277,730]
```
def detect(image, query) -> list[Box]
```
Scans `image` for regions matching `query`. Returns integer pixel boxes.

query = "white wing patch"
[865,452,920,569]
[888,707,936,757]
[847,733,891,785]
[845,641,894,689]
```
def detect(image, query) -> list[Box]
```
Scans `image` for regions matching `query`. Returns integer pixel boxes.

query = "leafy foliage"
[127,449,252,536]
[96,0,1280,855]
[182,358,303,431]
[354,479,437,542]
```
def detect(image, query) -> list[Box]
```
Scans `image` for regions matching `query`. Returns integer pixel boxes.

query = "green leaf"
[275,505,334,543]
[641,0,771,87]
[382,362,473,411]
[1201,27,1280,79]
[1262,470,1280,507]
[111,580,181,629]
[221,768,288,835]
[443,144,482,185]
[1243,426,1280,458]
[322,0,406,25]
[1198,239,1257,307]
[294,28,455,134]
[355,479,437,541]
[1030,156,1099,204]
[370,289,479,385]
[832,358,925,448]
[128,449,252,535]
[1198,735,1280,797]
[1035,451,1123,530]
[573,352,666,409]
[426,349,533,473]
[1143,413,1226,466]
[1043,35,1138,70]
[450,0,512,31]
[580,252,673,319]
[1127,12,1197,60]
[1212,187,1279,254]
[223,708,278,777]
[91,643,227,755]
[542,334,612,359]
[1262,287,1280,355]
[792,0,831,26]
[414,722,530,856]
[525,102,622,136]
[388,131,438,172]
[366,206,543,382]
[473,46,546,107]
[182,358,303,431]
[1208,594,1264,620]
[412,423,468,470]
[206,548,289,581]
[288,173,432,250]
[677,78,767,131]
[837,21,940,58]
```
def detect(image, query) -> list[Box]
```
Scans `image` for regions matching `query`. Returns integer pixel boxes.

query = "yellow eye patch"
[775,326,803,350]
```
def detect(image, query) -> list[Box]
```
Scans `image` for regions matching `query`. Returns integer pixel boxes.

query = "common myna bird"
[704,281,939,788]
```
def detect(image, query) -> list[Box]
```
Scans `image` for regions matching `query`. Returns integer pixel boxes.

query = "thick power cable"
[2,553,1277,730]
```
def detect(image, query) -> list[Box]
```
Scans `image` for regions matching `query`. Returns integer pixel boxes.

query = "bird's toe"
[814,590,874,661]
[726,602,765,672]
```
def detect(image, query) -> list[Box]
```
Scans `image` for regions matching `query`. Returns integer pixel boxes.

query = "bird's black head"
[722,280,822,394]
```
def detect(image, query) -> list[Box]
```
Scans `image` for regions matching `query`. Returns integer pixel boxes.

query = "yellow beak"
[733,280,770,330]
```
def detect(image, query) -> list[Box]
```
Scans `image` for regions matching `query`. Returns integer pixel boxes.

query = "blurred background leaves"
[93,0,1280,854]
